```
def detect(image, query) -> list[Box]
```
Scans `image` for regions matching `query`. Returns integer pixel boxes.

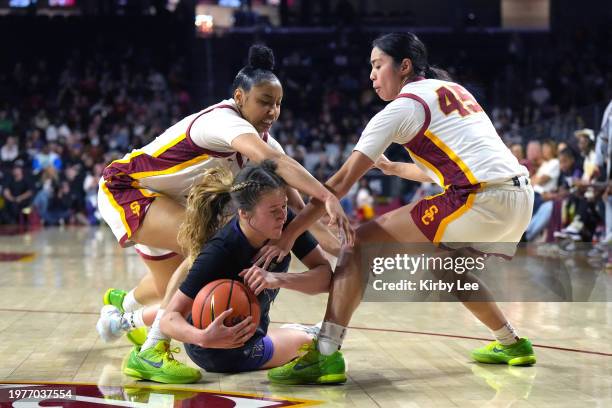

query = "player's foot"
[267,340,346,385]
[103,288,127,312]
[471,338,536,366]
[96,305,147,346]
[123,341,201,384]
[97,305,130,342]
[280,322,322,337]
[102,289,147,346]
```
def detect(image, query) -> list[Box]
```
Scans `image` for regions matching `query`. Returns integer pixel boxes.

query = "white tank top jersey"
[355,78,528,188]
[102,98,284,203]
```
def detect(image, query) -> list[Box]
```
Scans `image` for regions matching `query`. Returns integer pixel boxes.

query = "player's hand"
[253,237,293,270]
[200,309,256,349]
[239,265,281,295]
[324,194,354,247]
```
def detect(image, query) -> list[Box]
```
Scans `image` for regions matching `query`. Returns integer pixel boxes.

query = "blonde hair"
[178,160,287,266]
[178,167,234,265]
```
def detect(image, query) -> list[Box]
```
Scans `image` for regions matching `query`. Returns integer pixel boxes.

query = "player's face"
[240,80,283,134]
[370,47,404,102]
[249,188,288,239]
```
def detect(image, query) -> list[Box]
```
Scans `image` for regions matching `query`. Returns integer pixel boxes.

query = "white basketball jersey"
[400,78,528,187]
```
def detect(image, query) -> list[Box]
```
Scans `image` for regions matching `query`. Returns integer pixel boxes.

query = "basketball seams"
[192,279,260,331]
[197,279,228,329]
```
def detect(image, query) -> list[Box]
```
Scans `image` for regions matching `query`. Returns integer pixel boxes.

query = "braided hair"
[177,160,286,264]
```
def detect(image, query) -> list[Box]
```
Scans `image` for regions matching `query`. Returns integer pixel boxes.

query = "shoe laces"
[157,341,181,362]
[297,340,315,355]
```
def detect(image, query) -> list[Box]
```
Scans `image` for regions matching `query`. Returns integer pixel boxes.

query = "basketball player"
[98,162,330,378]
[97,45,349,383]
[259,32,536,384]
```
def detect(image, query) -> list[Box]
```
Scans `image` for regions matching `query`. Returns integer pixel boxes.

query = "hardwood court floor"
[0,226,610,407]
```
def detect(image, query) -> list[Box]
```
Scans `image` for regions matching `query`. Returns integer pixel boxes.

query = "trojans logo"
[421,205,439,225]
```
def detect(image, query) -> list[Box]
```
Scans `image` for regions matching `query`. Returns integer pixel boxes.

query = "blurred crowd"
[0,29,611,256]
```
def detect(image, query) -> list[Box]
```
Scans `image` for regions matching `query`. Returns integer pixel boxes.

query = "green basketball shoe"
[103,288,147,346]
[267,340,347,385]
[103,288,127,312]
[471,338,536,366]
[123,341,201,384]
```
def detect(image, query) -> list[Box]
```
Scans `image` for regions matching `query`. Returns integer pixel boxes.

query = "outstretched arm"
[375,154,433,182]
[232,133,352,244]
[254,150,373,266]
[286,187,341,256]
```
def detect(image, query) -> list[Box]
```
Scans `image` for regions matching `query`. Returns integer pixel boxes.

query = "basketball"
[191,279,260,329]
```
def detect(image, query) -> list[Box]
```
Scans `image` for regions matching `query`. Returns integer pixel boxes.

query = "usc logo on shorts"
[130,201,141,217]
[421,205,439,225]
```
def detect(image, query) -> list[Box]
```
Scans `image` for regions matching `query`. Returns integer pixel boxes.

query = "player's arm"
[275,151,373,249]
[286,186,341,256]
[161,246,256,349]
[375,154,433,182]
[240,245,332,296]
[162,289,255,349]
[277,246,332,295]
[231,133,352,243]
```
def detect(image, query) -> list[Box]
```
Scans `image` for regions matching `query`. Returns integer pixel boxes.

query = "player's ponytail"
[232,44,279,93]
[178,167,234,265]
[424,64,452,81]
[373,32,452,81]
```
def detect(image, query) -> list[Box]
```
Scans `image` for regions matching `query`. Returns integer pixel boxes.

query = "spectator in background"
[42,180,73,226]
[510,143,530,170]
[525,140,542,176]
[591,100,612,264]
[1,135,19,163]
[532,140,559,212]
[32,143,62,174]
[1,163,34,224]
[574,128,598,183]
[525,148,581,241]
[355,178,374,223]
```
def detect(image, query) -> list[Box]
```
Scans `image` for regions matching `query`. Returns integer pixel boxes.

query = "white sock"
[318,321,346,355]
[122,289,142,313]
[141,309,169,351]
[123,309,146,329]
[493,322,519,346]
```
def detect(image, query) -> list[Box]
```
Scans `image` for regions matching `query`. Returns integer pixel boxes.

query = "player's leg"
[119,197,201,383]
[262,328,314,368]
[269,202,431,384]
[105,255,183,312]
[441,186,536,365]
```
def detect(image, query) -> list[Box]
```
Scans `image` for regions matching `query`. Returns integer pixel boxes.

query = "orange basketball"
[192,279,260,330]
